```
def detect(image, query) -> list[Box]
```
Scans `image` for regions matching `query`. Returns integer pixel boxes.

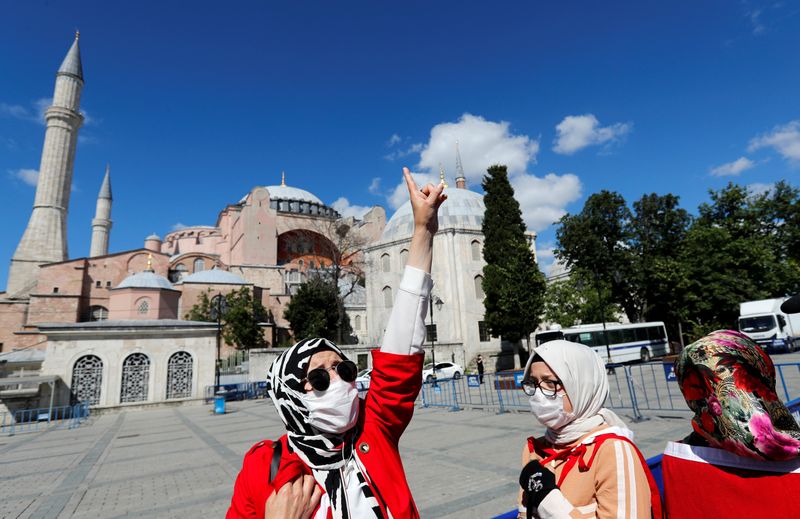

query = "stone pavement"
[0,399,692,519]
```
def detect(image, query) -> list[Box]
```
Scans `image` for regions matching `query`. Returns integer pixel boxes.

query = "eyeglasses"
[305,360,358,392]
[521,378,563,398]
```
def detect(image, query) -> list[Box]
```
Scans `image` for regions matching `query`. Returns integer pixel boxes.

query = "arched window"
[72,355,103,405]
[137,298,150,315]
[298,259,304,270]
[167,351,193,399]
[193,258,205,273]
[399,249,408,266]
[471,240,482,261]
[120,353,150,403]
[382,286,393,307]
[474,275,485,300]
[169,263,188,283]
[381,253,391,273]
[354,315,362,330]
[89,305,108,322]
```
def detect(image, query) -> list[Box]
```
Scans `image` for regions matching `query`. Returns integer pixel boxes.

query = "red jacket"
[662,441,800,518]
[227,350,424,518]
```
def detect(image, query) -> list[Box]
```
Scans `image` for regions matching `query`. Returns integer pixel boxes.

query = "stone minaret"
[89,165,112,257]
[6,33,84,296]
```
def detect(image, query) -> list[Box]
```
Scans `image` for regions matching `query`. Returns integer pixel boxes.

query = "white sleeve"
[380,266,433,355]
[537,490,576,519]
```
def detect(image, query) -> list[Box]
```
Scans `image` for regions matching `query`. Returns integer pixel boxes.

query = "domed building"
[365,176,538,371]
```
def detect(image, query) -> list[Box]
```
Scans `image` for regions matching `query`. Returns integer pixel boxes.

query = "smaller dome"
[179,269,248,285]
[146,233,161,241]
[116,271,173,290]
[265,185,323,204]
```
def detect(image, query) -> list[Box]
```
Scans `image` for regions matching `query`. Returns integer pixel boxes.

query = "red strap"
[527,434,663,519]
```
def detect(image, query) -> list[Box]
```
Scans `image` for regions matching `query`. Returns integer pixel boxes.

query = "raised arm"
[380,167,446,355]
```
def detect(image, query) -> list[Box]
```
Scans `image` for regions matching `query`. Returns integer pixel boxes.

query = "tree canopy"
[185,287,269,349]
[284,275,352,343]
[553,181,800,342]
[481,164,547,344]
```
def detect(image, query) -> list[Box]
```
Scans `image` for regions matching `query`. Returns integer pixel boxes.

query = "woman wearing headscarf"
[662,330,800,518]
[226,167,446,519]
[517,340,661,519]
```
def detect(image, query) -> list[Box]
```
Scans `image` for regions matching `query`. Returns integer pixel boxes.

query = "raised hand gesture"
[403,167,447,236]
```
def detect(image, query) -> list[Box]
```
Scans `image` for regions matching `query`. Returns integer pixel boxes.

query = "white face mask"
[302,377,360,434]
[529,390,574,430]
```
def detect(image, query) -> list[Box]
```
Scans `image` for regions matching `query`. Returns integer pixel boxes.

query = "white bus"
[534,321,670,364]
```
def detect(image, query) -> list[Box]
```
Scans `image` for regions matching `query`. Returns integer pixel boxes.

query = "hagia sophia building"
[0,35,537,411]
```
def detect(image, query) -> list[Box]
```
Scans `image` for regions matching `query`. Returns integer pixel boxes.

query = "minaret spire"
[89,164,113,257]
[281,171,286,186]
[7,35,85,295]
[455,141,466,189]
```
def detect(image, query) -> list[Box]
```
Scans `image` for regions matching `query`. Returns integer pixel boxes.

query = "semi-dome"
[381,188,485,242]
[116,271,174,290]
[178,269,247,285]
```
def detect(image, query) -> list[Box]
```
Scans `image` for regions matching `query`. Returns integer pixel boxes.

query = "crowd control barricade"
[0,401,90,436]
[417,361,800,419]
[204,382,268,404]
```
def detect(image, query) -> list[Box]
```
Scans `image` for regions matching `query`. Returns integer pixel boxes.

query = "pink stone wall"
[108,288,180,320]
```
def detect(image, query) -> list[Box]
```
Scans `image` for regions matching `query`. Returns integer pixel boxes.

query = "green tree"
[185,287,269,349]
[627,193,691,325]
[284,275,352,342]
[542,276,620,327]
[481,165,547,362]
[555,190,638,320]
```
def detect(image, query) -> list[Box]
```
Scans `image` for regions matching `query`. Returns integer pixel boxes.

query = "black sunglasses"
[305,360,358,391]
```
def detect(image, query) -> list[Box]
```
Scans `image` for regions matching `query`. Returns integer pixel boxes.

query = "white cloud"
[709,156,755,177]
[384,142,423,161]
[510,173,583,231]
[416,113,539,180]
[368,177,382,195]
[172,223,189,231]
[386,134,402,147]
[383,114,581,234]
[331,197,373,219]
[0,103,30,120]
[748,120,800,164]
[747,182,775,197]
[8,168,39,186]
[553,114,632,155]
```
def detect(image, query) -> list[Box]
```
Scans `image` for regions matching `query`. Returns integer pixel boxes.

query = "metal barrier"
[418,361,800,420]
[204,382,268,403]
[0,401,90,436]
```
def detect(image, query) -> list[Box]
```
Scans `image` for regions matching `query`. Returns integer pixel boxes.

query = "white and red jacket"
[227,267,431,518]
[662,441,800,518]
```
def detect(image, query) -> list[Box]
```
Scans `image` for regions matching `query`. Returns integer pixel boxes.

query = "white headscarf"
[524,340,627,445]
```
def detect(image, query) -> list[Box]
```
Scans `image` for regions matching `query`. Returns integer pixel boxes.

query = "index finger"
[403,167,419,197]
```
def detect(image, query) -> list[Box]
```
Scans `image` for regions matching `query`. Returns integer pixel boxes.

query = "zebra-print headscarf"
[267,338,384,518]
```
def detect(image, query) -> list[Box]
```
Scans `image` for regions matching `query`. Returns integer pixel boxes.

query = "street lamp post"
[210,294,228,389]
[429,295,444,383]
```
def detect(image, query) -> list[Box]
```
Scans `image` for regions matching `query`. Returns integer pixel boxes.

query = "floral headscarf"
[675,330,800,461]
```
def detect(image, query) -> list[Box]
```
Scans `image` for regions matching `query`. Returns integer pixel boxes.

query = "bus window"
[578,332,593,345]
[647,327,661,340]
[609,330,623,344]
[635,328,648,342]
[622,329,636,343]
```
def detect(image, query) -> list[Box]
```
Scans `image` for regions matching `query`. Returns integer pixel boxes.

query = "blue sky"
[1,0,799,288]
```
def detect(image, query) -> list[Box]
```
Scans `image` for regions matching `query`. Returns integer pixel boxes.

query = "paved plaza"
[0,396,694,519]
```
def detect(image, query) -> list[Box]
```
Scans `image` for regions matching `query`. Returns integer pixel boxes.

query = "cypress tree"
[481,165,546,365]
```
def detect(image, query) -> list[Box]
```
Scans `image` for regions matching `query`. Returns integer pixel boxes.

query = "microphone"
[781,295,800,314]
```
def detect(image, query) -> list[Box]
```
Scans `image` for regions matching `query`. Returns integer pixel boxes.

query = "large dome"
[264,185,323,204]
[381,188,485,242]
